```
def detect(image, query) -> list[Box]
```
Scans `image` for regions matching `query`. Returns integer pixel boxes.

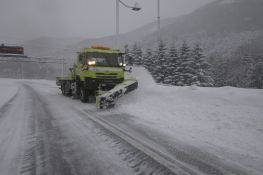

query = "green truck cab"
[56,45,127,102]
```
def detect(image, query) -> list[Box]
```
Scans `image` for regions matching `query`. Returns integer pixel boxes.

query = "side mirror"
[69,68,73,72]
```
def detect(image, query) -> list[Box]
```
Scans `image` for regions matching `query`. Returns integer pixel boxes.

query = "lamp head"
[132,2,141,11]
[132,7,141,11]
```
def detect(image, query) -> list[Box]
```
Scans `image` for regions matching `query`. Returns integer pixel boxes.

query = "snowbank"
[117,66,263,172]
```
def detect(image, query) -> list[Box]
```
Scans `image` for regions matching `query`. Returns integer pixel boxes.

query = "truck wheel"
[65,82,72,96]
[80,87,88,103]
[61,84,66,96]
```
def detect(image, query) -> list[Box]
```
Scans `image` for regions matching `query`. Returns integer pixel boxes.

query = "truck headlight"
[88,61,96,65]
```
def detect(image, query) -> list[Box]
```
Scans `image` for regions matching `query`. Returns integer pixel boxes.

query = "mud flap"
[96,79,138,109]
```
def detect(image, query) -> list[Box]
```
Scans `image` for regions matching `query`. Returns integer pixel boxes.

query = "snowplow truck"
[56,45,138,109]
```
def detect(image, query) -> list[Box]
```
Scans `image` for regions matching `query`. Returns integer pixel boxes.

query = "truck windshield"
[80,53,123,67]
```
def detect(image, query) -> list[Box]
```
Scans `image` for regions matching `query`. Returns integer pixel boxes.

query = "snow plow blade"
[96,79,138,109]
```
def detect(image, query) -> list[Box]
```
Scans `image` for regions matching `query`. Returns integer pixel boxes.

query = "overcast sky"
[0,0,213,43]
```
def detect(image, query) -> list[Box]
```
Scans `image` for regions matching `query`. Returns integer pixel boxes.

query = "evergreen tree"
[143,48,154,73]
[151,50,159,82]
[209,53,231,87]
[154,40,168,83]
[163,50,173,85]
[128,44,137,65]
[251,62,263,89]
[192,44,214,86]
[131,43,143,65]
[137,46,143,65]
[167,43,180,85]
[179,41,196,86]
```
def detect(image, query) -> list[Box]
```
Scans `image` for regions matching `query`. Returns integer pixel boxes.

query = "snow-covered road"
[0,80,181,175]
[0,72,262,175]
[0,81,145,175]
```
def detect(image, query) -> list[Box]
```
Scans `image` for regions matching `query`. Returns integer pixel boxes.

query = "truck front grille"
[85,78,124,89]
[96,73,118,79]
[96,75,117,79]
[96,73,118,76]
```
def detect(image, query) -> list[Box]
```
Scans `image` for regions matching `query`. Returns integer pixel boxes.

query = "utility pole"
[116,0,120,48]
[157,0,161,40]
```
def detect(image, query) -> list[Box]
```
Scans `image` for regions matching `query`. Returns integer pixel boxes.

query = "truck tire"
[65,82,72,96]
[72,77,81,99]
[80,87,88,103]
[61,83,66,96]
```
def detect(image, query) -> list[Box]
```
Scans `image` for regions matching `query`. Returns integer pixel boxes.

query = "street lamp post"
[116,0,119,48]
[157,0,161,40]
[116,0,141,48]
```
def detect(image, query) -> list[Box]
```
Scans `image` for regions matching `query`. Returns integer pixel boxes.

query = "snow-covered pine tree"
[131,43,143,65]
[179,41,196,86]
[130,44,137,65]
[151,48,159,82]
[150,49,159,82]
[143,48,154,73]
[154,40,168,84]
[250,62,263,89]
[167,43,180,85]
[192,44,214,87]
[137,46,143,65]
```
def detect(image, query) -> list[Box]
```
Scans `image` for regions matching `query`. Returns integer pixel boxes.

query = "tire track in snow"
[81,110,255,175]
[75,109,197,175]
[0,87,20,119]
[19,84,74,175]
[132,126,247,175]
[24,83,136,175]
[0,85,27,175]
[97,112,253,175]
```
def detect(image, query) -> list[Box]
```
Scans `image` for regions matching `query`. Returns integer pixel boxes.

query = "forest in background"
[125,40,263,89]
